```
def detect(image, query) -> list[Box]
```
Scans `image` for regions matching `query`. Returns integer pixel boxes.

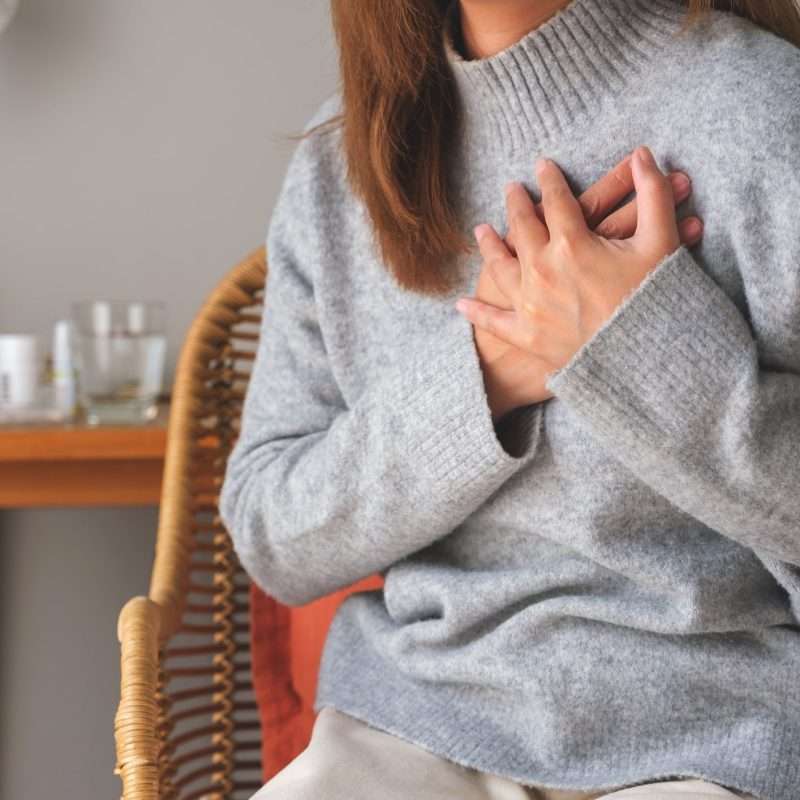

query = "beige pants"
[252,706,759,800]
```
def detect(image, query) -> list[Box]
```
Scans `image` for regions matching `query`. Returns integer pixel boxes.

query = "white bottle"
[52,320,77,418]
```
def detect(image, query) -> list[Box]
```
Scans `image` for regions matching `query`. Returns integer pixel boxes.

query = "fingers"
[454,297,521,350]
[577,154,633,228]
[535,158,589,242]
[474,223,520,300]
[632,145,679,247]
[505,181,548,262]
[594,171,693,239]
[502,151,696,253]
[507,202,545,255]
[677,215,704,247]
[505,181,549,306]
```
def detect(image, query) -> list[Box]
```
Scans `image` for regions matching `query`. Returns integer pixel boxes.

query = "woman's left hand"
[455,146,682,381]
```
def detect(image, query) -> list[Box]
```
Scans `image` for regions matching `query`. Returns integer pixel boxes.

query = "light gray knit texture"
[219,1,800,797]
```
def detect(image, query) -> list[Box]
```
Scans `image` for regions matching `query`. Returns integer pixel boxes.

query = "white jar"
[0,334,39,408]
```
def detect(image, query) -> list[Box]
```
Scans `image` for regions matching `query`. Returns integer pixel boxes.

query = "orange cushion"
[250,574,385,782]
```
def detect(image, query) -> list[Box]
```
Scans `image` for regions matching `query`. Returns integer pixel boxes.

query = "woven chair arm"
[114,596,163,800]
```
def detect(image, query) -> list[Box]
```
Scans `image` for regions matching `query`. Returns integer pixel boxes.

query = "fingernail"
[672,172,690,191]
[504,181,520,198]
[473,223,489,243]
[535,157,549,176]
[686,218,703,236]
[637,146,654,166]
[455,298,471,313]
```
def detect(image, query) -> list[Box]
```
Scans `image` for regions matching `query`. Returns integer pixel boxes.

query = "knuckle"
[611,167,630,187]
[551,232,584,262]
[486,257,506,283]
[610,168,629,193]
[549,184,570,203]
[489,253,514,274]
[485,254,503,273]
[512,203,537,223]
[521,301,546,326]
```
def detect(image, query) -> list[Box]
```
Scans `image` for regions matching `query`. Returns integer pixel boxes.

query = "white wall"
[0,2,337,797]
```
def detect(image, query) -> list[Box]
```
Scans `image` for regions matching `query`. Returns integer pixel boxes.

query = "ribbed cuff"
[544,245,753,446]
[395,312,545,503]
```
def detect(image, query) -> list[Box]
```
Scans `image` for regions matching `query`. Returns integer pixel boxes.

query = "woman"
[219,1,800,798]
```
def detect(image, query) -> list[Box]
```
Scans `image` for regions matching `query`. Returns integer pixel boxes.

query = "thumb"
[632,146,679,249]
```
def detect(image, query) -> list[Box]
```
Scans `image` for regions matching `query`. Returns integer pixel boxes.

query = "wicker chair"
[114,246,268,800]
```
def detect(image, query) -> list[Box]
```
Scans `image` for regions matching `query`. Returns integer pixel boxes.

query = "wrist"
[481,350,524,423]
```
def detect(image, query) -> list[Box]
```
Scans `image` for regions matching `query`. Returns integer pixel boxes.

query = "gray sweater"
[218,1,800,797]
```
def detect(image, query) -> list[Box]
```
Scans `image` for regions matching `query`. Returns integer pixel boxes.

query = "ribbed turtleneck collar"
[443,0,690,157]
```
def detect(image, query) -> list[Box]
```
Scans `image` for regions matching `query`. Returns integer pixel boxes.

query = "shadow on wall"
[0,1,106,90]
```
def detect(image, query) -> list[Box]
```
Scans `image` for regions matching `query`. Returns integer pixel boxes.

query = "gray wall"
[0,2,337,798]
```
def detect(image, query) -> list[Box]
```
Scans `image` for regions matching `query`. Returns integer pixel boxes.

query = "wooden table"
[0,401,168,508]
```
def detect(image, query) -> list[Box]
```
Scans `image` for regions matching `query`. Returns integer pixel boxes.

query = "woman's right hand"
[474,152,704,422]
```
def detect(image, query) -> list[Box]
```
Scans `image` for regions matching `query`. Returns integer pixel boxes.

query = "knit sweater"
[218,1,800,797]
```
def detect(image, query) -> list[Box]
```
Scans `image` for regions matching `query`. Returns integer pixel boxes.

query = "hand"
[458,146,696,413]
[472,152,702,414]
[470,149,703,420]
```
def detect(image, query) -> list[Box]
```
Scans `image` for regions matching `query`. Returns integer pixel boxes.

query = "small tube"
[52,320,77,418]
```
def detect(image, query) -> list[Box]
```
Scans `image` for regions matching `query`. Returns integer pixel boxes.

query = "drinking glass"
[71,300,166,425]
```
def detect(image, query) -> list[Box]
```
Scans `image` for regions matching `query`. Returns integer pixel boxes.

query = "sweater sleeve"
[545,236,800,567]
[218,140,544,607]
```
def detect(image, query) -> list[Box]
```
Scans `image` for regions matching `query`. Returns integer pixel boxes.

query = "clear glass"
[71,300,166,425]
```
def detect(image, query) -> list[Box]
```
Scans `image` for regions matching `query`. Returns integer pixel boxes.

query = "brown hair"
[291,0,800,297]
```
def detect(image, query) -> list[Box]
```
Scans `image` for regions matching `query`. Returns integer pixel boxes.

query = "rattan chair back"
[115,245,267,800]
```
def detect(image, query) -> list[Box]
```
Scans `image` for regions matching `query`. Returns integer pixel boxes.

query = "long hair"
[293,0,800,297]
